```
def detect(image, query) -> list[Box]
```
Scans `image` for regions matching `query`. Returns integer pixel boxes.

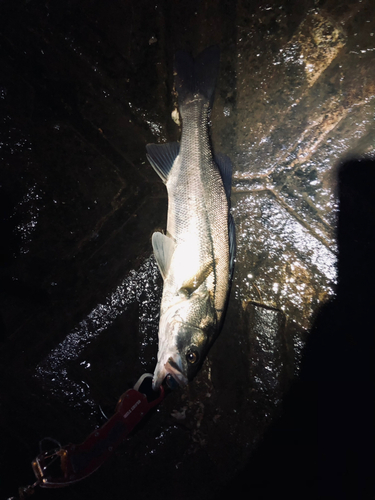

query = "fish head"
[152,295,215,390]
[152,321,211,390]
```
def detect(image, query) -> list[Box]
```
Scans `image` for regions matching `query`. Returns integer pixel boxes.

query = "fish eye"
[186,348,199,364]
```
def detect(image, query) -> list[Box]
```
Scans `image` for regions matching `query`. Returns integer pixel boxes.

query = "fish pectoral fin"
[180,259,217,295]
[146,142,180,183]
[152,232,175,280]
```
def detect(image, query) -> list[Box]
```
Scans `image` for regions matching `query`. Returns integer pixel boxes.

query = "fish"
[146,46,235,390]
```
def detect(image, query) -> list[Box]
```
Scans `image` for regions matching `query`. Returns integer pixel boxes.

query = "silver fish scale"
[163,97,230,328]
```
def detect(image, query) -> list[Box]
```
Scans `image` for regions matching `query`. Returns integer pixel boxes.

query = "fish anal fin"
[152,232,175,280]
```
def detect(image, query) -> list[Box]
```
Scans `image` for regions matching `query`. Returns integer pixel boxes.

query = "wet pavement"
[1,0,374,499]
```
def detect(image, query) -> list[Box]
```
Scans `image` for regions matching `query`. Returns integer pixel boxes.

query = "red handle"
[32,382,165,488]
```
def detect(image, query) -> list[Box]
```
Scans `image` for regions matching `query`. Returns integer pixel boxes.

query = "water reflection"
[233,191,336,330]
[35,256,161,408]
[15,184,43,255]
[214,3,375,367]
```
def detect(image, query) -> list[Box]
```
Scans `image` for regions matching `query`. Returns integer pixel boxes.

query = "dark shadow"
[216,158,375,500]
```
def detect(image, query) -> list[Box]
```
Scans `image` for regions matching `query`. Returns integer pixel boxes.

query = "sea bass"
[146,47,235,390]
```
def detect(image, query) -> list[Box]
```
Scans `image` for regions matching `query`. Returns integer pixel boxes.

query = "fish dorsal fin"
[214,153,233,201]
[180,260,217,296]
[152,232,175,280]
[146,142,180,183]
[228,214,236,282]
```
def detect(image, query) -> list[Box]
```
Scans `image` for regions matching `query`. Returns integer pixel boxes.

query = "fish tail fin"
[174,46,220,110]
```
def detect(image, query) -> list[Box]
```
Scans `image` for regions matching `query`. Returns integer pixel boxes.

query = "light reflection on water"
[35,256,161,408]
[216,5,375,370]
[232,191,336,329]
[15,184,43,255]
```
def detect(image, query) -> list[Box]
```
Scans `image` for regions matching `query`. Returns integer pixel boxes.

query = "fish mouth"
[164,358,189,387]
[152,356,188,390]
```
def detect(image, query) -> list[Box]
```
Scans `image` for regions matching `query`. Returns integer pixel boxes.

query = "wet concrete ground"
[1,0,374,499]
